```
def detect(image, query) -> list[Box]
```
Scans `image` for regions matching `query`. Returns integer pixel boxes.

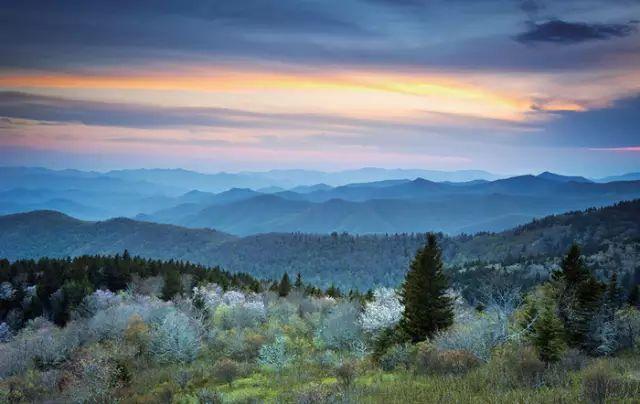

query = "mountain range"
[2,167,639,235]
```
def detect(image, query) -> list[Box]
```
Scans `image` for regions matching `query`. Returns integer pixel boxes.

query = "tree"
[553,244,605,348]
[552,243,589,284]
[399,233,453,342]
[532,305,566,362]
[294,272,303,290]
[629,285,640,308]
[278,272,291,297]
[605,272,622,310]
[161,268,182,300]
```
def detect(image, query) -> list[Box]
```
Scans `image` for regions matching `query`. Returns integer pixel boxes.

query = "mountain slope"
[0,210,235,261]
[2,200,639,289]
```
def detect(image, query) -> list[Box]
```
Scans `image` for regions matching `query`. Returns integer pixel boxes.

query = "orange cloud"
[0,68,530,121]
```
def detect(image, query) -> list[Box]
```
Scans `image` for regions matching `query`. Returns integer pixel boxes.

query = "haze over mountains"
[1,166,639,235]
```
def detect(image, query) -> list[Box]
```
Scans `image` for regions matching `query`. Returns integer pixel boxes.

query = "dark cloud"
[529,95,640,148]
[515,19,637,44]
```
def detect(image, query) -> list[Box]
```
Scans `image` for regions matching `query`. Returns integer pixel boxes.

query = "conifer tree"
[628,285,640,308]
[294,272,303,290]
[161,267,182,300]
[553,244,605,348]
[606,272,622,310]
[532,305,566,362]
[278,272,291,297]
[399,233,453,342]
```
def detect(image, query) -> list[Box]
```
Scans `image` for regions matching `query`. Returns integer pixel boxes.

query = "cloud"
[515,19,637,44]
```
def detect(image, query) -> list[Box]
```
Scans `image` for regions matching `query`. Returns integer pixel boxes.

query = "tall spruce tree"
[532,305,566,362]
[553,244,605,348]
[399,233,453,342]
[278,272,291,297]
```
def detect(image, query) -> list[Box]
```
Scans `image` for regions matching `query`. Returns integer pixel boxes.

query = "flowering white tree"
[192,284,223,314]
[0,282,15,300]
[149,309,201,363]
[223,290,246,306]
[359,288,403,334]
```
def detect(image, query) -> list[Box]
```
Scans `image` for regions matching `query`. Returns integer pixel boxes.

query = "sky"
[0,0,639,176]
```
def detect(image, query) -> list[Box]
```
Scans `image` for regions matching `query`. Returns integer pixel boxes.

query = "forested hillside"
[2,200,639,290]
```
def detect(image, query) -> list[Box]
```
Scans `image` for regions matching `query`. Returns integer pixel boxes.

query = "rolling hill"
[2,200,639,289]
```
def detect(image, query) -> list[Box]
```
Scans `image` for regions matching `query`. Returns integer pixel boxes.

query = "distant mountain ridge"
[2,167,639,234]
[138,176,640,235]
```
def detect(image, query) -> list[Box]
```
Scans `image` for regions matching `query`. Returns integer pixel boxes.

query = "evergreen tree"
[606,272,622,310]
[552,243,589,284]
[278,272,291,297]
[294,272,303,290]
[399,233,453,342]
[326,284,341,298]
[628,285,640,308]
[161,268,182,300]
[532,305,566,362]
[553,244,605,348]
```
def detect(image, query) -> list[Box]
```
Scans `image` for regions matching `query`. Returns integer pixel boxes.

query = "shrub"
[213,358,240,385]
[0,322,12,343]
[557,348,588,371]
[0,320,83,377]
[492,345,546,388]
[315,301,365,354]
[335,361,357,388]
[258,335,290,371]
[416,345,480,376]
[582,361,622,404]
[149,309,201,363]
[433,311,508,362]
[124,314,150,356]
[295,382,335,403]
[378,343,414,371]
[196,388,223,404]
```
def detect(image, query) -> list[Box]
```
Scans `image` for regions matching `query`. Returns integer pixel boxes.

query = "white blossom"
[359,288,403,333]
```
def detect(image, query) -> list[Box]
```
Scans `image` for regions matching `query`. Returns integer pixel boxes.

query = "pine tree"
[552,243,589,284]
[399,233,453,342]
[161,267,182,300]
[294,272,303,290]
[553,244,605,348]
[606,272,622,310]
[532,304,566,362]
[278,272,291,297]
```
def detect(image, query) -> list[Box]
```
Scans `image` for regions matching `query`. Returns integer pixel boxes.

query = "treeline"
[0,252,261,329]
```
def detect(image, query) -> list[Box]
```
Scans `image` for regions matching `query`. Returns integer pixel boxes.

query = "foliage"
[400,234,453,342]
[359,288,403,334]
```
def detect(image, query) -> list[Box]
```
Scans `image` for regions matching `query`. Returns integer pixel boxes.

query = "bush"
[557,348,588,371]
[315,302,365,355]
[196,388,223,404]
[213,358,240,385]
[335,361,357,388]
[491,345,546,388]
[378,343,414,371]
[258,335,291,371]
[295,382,334,403]
[416,345,480,375]
[148,309,201,363]
[582,361,622,404]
